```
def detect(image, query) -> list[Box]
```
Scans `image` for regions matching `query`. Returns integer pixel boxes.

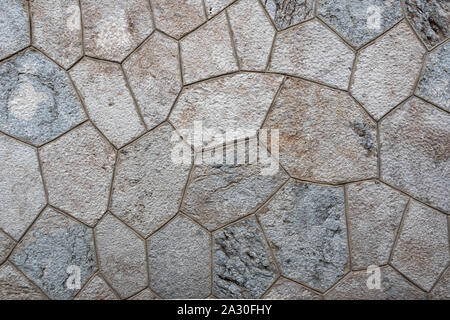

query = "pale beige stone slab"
[430,267,450,300]
[263,278,322,300]
[0,263,46,300]
[205,0,234,18]
[129,288,160,300]
[75,275,118,300]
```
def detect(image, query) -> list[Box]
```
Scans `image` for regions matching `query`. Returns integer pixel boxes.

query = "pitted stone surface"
[130,289,159,300]
[262,0,315,30]
[213,217,278,298]
[0,49,86,146]
[0,263,46,300]
[0,0,29,60]
[263,278,322,300]
[205,0,234,18]
[75,275,117,300]
[0,230,14,264]
[430,267,450,300]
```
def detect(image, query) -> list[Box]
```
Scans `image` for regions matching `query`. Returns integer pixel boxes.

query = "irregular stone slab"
[75,275,117,300]
[81,0,153,62]
[262,0,315,30]
[180,13,238,84]
[380,97,450,213]
[213,217,278,298]
[258,180,348,291]
[430,267,450,300]
[0,263,46,300]
[205,0,234,18]
[111,123,191,237]
[40,123,115,226]
[269,19,354,89]
[0,230,14,264]
[70,58,145,148]
[347,181,408,269]
[263,78,377,184]
[0,0,29,60]
[11,207,97,300]
[0,49,86,146]
[228,0,275,71]
[0,134,45,240]
[129,288,159,300]
[123,32,181,128]
[30,0,83,69]
[350,22,425,120]
[95,214,147,298]
[391,201,449,291]
[149,215,211,299]
[263,278,322,300]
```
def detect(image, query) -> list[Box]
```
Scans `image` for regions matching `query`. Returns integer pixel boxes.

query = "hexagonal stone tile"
[10,207,97,300]
[258,180,348,292]
[380,97,450,213]
[0,0,30,60]
[205,0,234,18]
[347,181,408,269]
[129,288,159,300]
[317,0,403,48]
[391,200,449,291]
[149,215,211,299]
[213,216,278,298]
[70,57,145,148]
[350,22,425,120]
[430,267,449,300]
[180,13,238,84]
[123,31,181,129]
[0,230,14,264]
[30,0,83,69]
[0,134,45,240]
[95,214,147,298]
[263,78,377,184]
[75,275,117,300]
[0,49,86,146]
[81,0,153,62]
[40,123,115,226]
[263,278,322,300]
[228,0,275,71]
[269,19,354,89]
[0,262,46,300]
[262,0,315,30]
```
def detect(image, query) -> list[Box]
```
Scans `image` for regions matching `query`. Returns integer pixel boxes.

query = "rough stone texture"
[405,0,450,48]
[149,215,211,299]
[205,0,234,18]
[75,275,118,300]
[0,134,45,240]
[30,0,83,69]
[0,0,30,60]
[380,97,450,213]
[347,181,408,269]
[0,230,14,264]
[263,78,377,184]
[95,214,147,298]
[0,49,86,146]
[40,123,115,226]
[391,201,449,291]
[269,19,354,89]
[262,0,315,30]
[350,22,425,120]
[81,0,153,62]
[263,278,322,300]
[111,124,191,237]
[123,32,181,128]
[0,263,46,300]
[228,0,275,71]
[10,207,97,300]
[180,13,238,84]
[416,41,450,112]
[258,180,348,292]
[129,288,159,300]
[317,0,403,48]
[70,58,145,148]
[430,267,450,300]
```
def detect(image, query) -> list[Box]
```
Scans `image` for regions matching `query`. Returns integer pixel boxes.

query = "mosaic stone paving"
[0,0,449,300]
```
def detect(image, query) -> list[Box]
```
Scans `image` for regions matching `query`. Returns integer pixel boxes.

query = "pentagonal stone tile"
[40,123,115,226]
[0,0,29,60]
[0,262,46,300]
[81,0,153,62]
[380,97,450,213]
[416,41,450,112]
[75,275,117,300]
[350,22,425,120]
[129,288,159,300]
[430,267,449,300]
[0,49,86,146]
[95,214,147,298]
[10,207,97,300]
[317,0,403,48]
[263,278,322,300]
[391,201,449,291]
[347,181,408,269]
[405,0,450,48]
[123,31,181,129]
[205,0,234,18]
[269,19,354,89]
[228,0,275,71]
[258,180,348,292]
[149,215,211,299]
[0,134,45,240]
[180,13,238,84]
[30,0,83,69]
[111,123,191,237]
[213,216,278,298]
[70,58,145,148]
[263,78,377,184]
[0,230,14,264]
[262,0,315,30]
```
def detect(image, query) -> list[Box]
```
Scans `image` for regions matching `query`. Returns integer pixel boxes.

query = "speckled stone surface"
[0,262,46,300]
[262,0,315,30]
[263,278,322,300]
[0,0,29,60]
[129,288,160,300]
[75,275,117,300]
[205,0,235,18]
[430,267,450,300]
[0,231,14,265]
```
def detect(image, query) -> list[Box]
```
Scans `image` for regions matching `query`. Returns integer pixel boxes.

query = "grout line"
[260,75,285,129]
[106,150,119,212]
[260,273,281,298]
[73,270,99,299]
[343,184,353,272]
[224,9,240,71]
[401,0,430,52]
[315,16,356,53]
[255,214,282,278]
[120,30,155,66]
[388,262,428,293]
[413,94,450,115]
[388,198,410,264]
[35,148,49,204]
[77,0,85,56]
[7,260,51,300]
[358,18,405,52]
